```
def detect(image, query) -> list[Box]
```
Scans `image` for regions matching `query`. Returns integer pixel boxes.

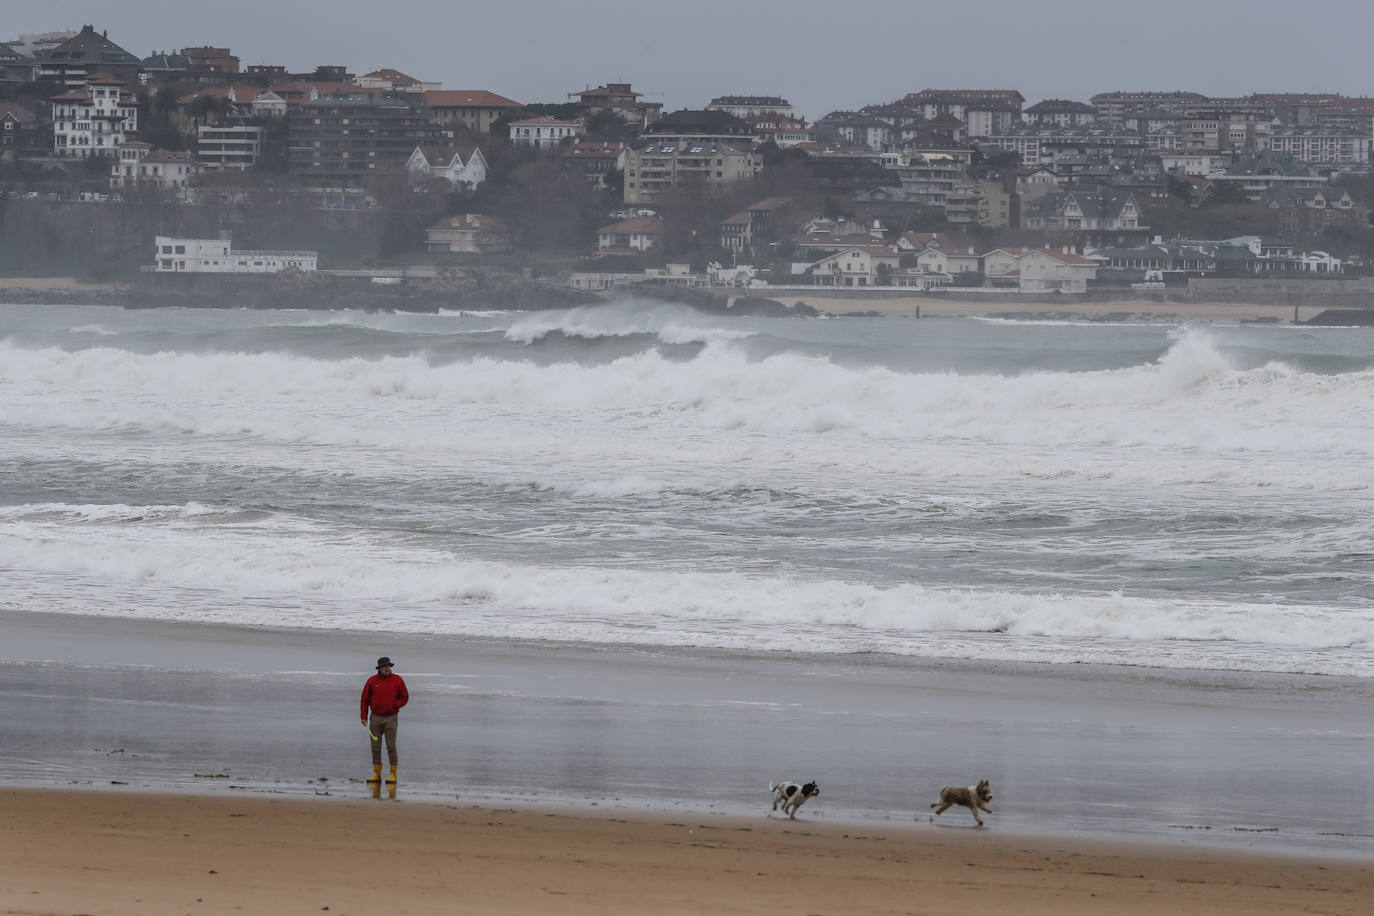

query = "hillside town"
[3,23,1374,301]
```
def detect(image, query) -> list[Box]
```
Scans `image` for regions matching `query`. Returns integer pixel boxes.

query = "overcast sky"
[12,1,1374,118]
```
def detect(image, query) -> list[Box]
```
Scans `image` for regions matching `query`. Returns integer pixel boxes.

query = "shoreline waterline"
[4,608,1371,860]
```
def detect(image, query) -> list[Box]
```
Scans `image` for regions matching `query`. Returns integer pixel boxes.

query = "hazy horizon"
[9,1,1374,119]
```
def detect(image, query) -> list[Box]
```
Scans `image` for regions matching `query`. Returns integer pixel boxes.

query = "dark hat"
[375,656,394,669]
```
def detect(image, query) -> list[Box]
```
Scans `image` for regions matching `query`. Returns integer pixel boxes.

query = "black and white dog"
[770,780,820,819]
[929,778,992,826]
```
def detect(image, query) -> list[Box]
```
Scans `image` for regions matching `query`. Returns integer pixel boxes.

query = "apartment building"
[623,141,758,203]
[288,93,453,180]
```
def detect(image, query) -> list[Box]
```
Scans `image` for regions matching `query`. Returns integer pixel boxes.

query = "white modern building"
[153,234,318,273]
[197,123,265,169]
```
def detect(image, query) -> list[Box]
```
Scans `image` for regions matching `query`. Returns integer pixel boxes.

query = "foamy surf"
[3,303,1372,678]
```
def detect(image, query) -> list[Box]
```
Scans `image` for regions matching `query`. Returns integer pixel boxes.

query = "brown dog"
[929,778,992,826]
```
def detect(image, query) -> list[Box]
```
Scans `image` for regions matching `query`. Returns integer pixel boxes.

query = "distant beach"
[772,292,1306,323]
[0,276,1319,322]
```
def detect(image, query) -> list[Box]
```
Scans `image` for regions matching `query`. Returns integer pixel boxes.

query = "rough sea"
[3,300,1373,679]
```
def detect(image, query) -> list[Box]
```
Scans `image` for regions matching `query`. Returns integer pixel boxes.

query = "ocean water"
[3,300,1373,678]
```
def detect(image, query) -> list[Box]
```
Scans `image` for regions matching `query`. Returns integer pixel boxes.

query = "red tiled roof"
[1030,248,1096,265]
[598,216,662,234]
[363,68,418,83]
[424,90,522,109]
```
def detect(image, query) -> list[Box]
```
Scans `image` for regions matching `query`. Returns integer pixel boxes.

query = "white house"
[50,75,138,158]
[153,234,318,273]
[809,245,901,286]
[424,214,511,253]
[914,245,981,276]
[508,116,584,149]
[247,89,287,118]
[112,145,202,189]
[1014,247,1098,292]
[406,144,489,189]
[597,215,663,252]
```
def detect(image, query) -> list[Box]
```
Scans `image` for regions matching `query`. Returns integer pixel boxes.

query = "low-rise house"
[747,113,814,147]
[356,68,439,93]
[562,141,628,187]
[406,143,489,188]
[1207,150,1324,201]
[719,197,794,252]
[913,244,981,276]
[1021,185,1147,239]
[0,42,38,89]
[1015,247,1099,292]
[890,267,952,289]
[424,214,511,253]
[1265,186,1368,235]
[50,74,138,158]
[423,89,522,134]
[568,83,663,127]
[809,245,901,286]
[597,215,663,252]
[153,233,317,272]
[508,116,584,149]
[0,101,40,161]
[814,111,892,149]
[1091,236,1342,276]
[111,145,202,189]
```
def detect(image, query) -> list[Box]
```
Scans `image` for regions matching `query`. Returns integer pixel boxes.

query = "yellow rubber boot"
[367,764,382,784]
[386,766,397,785]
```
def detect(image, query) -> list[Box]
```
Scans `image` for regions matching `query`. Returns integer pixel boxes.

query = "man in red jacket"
[360,656,409,785]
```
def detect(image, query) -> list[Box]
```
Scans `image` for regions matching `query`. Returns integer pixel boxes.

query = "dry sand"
[2,789,1370,916]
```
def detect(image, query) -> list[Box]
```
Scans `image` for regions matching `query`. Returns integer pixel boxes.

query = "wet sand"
[3,788,1371,916]
[3,608,1372,857]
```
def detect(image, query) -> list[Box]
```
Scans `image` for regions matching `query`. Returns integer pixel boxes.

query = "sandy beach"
[773,292,1307,323]
[0,275,1317,322]
[3,788,1371,916]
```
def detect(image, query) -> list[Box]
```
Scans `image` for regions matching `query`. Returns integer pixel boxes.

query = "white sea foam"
[504,301,753,345]
[2,329,1369,493]
[1,503,1370,675]
[5,313,1373,677]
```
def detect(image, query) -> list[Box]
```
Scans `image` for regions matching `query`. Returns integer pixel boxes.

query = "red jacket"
[361,673,409,719]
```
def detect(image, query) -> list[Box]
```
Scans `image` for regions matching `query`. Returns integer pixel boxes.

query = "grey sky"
[12,1,1374,118]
